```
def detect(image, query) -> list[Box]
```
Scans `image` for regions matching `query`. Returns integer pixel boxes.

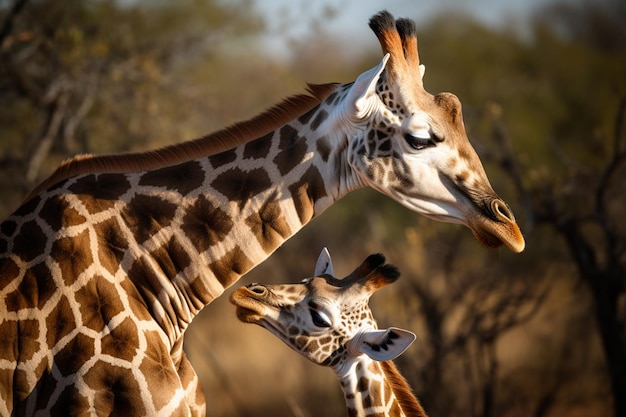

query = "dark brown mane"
[25,82,339,201]
[381,360,429,416]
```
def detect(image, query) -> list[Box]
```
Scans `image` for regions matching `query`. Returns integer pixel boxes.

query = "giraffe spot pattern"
[69,174,131,214]
[1,170,246,415]
[181,195,233,254]
[208,147,237,167]
[297,106,317,126]
[1,55,353,416]
[118,277,154,322]
[389,400,402,415]
[243,133,273,159]
[49,384,90,416]
[211,167,272,207]
[128,257,165,315]
[0,366,12,411]
[1,259,20,307]
[185,274,213,309]
[139,333,183,410]
[362,391,373,409]
[94,216,129,276]
[101,317,140,362]
[391,156,415,189]
[310,109,328,131]
[12,220,47,262]
[356,376,369,392]
[0,219,17,237]
[0,321,16,362]
[55,333,95,377]
[316,138,332,163]
[11,195,40,218]
[151,236,193,280]
[75,277,125,332]
[288,165,327,224]
[16,319,40,363]
[377,137,391,154]
[245,196,292,253]
[139,160,205,196]
[274,125,307,176]
[177,352,206,415]
[208,245,254,288]
[14,368,37,401]
[40,196,86,230]
[82,361,147,416]
[122,194,178,244]
[5,262,55,311]
[45,296,77,348]
[51,228,94,286]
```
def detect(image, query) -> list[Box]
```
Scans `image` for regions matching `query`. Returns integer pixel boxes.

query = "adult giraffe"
[0,10,524,416]
[231,248,428,417]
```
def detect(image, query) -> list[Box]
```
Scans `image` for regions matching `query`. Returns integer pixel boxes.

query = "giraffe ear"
[349,53,390,118]
[314,247,335,276]
[354,327,416,361]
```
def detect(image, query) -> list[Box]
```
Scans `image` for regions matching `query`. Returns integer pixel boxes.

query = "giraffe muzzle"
[229,285,270,323]
[468,198,525,252]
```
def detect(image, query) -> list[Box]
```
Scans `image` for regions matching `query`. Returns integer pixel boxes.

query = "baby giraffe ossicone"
[230,249,428,417]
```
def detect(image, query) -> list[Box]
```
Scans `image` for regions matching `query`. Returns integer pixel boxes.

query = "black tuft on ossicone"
[368,10,396,35]
[395,18,416,39]
[363,253,386,270]
[376,264,400,283]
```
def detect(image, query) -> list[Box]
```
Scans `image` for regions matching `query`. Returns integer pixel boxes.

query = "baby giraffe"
[230,249,428,417]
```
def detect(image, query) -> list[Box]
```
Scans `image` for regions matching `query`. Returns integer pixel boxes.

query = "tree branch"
[0,0,29,47]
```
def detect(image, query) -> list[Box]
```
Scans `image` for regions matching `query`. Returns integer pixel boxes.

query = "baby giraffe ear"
[355,327,416,361]
[314,247,335,276]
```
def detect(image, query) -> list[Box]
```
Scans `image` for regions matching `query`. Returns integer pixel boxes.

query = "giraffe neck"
[159,85,359,334]
[25,83,361,346]
[337,359,427,417]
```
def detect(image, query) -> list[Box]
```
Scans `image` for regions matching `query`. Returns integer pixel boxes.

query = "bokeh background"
[1,0,624,416]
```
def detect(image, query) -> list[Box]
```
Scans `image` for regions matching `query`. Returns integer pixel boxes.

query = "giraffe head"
[229,248,415,376]
[335,10,524,252]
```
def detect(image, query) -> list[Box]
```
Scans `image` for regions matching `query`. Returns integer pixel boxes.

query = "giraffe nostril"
[491,199,515,223]
[247,284,268,296]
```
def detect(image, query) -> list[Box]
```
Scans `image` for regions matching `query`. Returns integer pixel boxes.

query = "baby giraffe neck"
[337,359,427,417]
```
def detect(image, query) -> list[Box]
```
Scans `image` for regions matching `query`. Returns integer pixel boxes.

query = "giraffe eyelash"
[310,309,332,328]
[404,132,438,151]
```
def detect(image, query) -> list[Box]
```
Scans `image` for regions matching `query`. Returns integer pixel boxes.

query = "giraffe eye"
[404,132,435,151]
[310,309,332,328]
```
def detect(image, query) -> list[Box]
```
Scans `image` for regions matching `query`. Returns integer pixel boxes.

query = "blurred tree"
[387,227,548,417]
[0,0,263,216]
[479,2,626,415]
[490,95,626,417]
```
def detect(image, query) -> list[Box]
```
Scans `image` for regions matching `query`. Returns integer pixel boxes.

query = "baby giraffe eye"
[310,309,332,328]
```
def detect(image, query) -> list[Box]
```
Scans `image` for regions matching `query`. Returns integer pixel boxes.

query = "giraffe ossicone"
[230,248,428,417]
[2,10,521,416]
